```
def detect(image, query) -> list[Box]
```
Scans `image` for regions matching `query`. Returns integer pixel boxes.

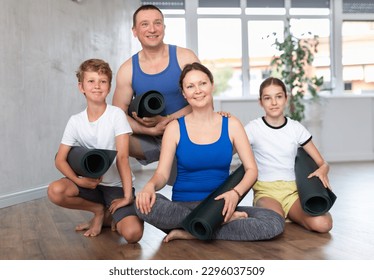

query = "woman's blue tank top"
[172,116,233,202]
[131,44,188,116]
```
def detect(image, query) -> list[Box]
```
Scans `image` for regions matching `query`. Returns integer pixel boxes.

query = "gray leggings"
[136,194,285,241]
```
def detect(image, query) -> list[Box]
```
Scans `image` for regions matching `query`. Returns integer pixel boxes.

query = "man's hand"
[131,113,166,127]
[132,114,175,136]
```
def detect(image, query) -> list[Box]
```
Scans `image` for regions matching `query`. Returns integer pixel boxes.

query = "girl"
[245,77,333,233]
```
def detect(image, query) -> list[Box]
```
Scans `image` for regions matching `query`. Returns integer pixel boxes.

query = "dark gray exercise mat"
[295,147,337,216]
[67,146,117,178]
[181,164,245,240]
[128,90,165,118]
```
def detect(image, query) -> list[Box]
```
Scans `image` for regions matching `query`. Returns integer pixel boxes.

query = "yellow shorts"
[253,180,299,218]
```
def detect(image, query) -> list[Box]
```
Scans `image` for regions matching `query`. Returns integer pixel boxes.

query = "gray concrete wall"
[0,0,139,207]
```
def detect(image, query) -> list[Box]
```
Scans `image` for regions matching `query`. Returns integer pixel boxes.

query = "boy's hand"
[77,177,102,189]
[109,196,134,214]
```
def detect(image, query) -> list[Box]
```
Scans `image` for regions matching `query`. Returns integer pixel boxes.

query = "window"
[248,21,284,95]
[198,18,242,96]
[163,18,186,47]
[290,18,331,89]
[342,21,374,94]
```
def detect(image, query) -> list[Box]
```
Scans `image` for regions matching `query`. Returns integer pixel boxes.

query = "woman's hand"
[135,186,156,215]
[215,189,240,223]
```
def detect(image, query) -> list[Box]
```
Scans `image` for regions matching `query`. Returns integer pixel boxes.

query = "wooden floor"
[1,161,374,260]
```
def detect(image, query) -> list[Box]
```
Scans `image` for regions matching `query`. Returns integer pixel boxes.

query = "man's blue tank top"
[131,44,188,116]
[172,116,233,202]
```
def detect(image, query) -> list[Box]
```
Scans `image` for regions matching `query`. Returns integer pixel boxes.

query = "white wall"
[0,0,140,208]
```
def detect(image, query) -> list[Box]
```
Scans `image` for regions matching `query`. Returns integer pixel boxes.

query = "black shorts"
[77,185,137,223]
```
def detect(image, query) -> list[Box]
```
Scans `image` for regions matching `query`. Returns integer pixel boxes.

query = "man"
[113,5,200,175]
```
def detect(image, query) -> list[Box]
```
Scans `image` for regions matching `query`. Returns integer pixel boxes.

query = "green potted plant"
[269,20,324,122]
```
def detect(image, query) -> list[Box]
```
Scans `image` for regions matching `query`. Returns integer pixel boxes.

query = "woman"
[135,63,284,242]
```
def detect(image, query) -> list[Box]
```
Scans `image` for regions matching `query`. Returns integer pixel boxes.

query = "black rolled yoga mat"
[67,146,117,178]
[181,164,245,240]
[128,90,165,118]
[295,147,337,216]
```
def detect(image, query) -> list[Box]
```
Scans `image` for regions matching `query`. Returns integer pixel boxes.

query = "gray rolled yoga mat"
[181,164,245,240]
[295,147,337,216]
[128,90,165,118]
[67,146,117,178]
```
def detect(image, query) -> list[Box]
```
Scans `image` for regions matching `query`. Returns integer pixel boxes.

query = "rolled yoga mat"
[295,147,337,216]
[128,90,165,118]
[181,164,245,240]
[67,146,117,178]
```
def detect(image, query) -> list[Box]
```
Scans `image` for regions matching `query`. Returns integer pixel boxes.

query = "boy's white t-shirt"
[61,104,134,186]
[245,117,312,182]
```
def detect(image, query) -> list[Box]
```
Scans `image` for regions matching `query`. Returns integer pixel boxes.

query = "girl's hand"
[216,111,231,118]
[308,163,331,190]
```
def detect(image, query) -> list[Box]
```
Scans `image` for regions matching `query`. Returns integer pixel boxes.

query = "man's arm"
[112,59,160,135]
[176,46,200,70]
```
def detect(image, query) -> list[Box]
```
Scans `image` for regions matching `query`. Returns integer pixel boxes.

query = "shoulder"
[108,104,124,114]
[69,110,86,122]
[165,118,180,132]
[163,118,180,141]
[245,117,262,129]
[116,57,133,78]
[286,117,306,129]
[64,110,85,132]
[227,115,242,128]
[227,115,245,136]
[175,46,199,68]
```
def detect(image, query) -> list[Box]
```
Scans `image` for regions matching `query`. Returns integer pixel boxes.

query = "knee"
[117,220,144,244]
[308,215,333,233]
[47,181,66,204]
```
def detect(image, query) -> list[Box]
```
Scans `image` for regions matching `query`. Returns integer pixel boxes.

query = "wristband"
[231,188,241,199]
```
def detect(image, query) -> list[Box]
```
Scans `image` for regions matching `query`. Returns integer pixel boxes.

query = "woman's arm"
[135,120,180,214]
[215,116,258,222]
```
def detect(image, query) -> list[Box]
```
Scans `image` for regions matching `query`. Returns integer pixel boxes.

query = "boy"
[48,59,143,243]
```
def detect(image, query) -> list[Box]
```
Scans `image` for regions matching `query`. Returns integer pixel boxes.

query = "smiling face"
[78,71,111,104]
[259,84,287,120]
[132,9,165,48]
[181,69,214,108]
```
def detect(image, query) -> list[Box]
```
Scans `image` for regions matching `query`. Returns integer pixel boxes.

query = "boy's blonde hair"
[76,59,112,85]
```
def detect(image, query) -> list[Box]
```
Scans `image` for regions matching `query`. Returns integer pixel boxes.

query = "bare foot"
[75,220,91,231]
[226,211,248,223]
[163,229,196,243]
[83,212,105,237]
[75,209,114,232]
